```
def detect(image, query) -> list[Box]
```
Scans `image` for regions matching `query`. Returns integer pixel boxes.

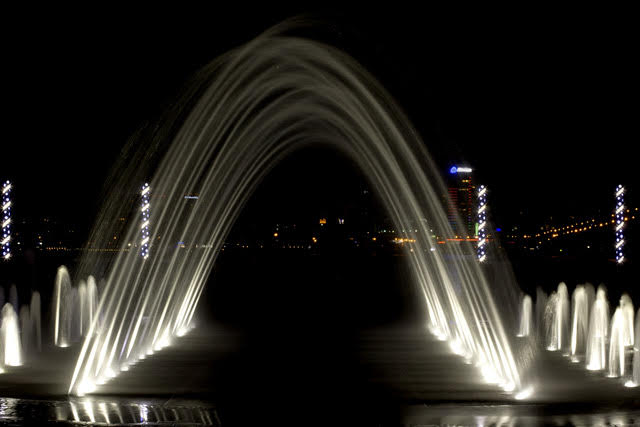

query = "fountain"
[1,303,22,368]
[545,282,570,353]
[586,285,609,371]
[608,307,627,378]
[8,284,18,314]
[0,20,635,409]
[67,22,525,396]
[608,295,635,378]
[620,294,635,347]
[570,285,590,361]
[53,267,100,348]
[535,287,547,340]
[627,308,640,387]
[517,294,532,337]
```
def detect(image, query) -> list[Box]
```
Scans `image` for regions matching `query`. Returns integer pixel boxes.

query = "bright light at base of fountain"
[76,380,97,397]
[624,381,638,388]
[514,387,534,400]
[501,382,516,392]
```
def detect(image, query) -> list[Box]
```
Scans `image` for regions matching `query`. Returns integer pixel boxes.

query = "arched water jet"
[586,286,609,371]
[69,23,525,395]
[517,294,532,337]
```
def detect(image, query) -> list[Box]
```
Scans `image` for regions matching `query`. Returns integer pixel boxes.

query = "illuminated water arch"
[69,25,524,395]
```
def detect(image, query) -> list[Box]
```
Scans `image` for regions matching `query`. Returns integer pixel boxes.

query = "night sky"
[2,8,636,236]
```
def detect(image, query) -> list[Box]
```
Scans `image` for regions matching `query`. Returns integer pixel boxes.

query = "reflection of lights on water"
[70,401,80,422]
[83,400,96,423]
[139,404,149,423]
[514,387,534,400]
[99,402,110,424]
[624,380,638,388]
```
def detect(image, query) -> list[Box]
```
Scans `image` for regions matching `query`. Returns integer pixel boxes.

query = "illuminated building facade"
[446,166,476,238]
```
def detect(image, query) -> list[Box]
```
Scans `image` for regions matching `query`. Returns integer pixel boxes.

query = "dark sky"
[2,7,636,234]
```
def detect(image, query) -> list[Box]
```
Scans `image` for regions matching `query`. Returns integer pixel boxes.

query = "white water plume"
[608,307,627,378]
[18,291,42,357]
[620,294,634,347]
[69,21,525,395]
[570,285,591,361]
[586,286,609,371]
[628,308,640,387]
[608,295,634,379]
[545,283,570,353]
[517,294,532,337]
[0,303,22,368]
[535,287,547,340]
[54,266,100,348]
[8,284,18,314]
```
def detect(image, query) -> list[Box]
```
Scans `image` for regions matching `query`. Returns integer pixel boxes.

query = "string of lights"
[615,185,625,264]
[477,185,487,262]
[140,183,151,259]
[2,180,11,260]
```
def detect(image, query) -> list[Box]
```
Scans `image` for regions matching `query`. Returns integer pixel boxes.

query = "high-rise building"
[446,166,476,238]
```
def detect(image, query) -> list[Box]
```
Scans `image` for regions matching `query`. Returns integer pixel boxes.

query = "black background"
[1,6,636,236]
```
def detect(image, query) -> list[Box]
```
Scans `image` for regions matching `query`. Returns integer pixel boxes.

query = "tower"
[446,166,476,238]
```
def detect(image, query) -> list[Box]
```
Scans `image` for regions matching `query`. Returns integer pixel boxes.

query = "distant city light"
[615,185,625,264]
[449,166,473,174]
[2,180,11,260]
[477,185,487,263]
[141,183,151,259]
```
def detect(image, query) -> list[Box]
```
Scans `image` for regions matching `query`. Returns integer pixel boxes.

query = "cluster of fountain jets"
[2,262,639,397]
[0,266,96,373]
[0,284,41,372]
[518,282,640,387]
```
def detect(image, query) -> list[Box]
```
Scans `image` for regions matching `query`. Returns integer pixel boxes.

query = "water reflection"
[0,396,219,425]
[404,404,640,427]
[2,397,640,425]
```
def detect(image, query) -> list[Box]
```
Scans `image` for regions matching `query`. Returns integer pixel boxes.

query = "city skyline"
[2,9,636,234]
